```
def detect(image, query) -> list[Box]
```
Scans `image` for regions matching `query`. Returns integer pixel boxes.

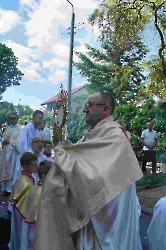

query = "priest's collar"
[88,115,114,132]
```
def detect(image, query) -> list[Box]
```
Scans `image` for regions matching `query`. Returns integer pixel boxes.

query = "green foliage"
[43,112,54,128]
[113,98,166,159]
[0,102,16,124]
[67,94,88,143]
[136,173,166,188]
[88,0,166,100]
[143,58,166,100]
[74,38,147,104]
[0,43,23,99]
[0,102,33,125]
[89,0,151,46]
[17,105,34,117]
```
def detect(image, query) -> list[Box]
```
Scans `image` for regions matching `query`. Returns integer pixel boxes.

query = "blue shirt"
[141,129,158,151]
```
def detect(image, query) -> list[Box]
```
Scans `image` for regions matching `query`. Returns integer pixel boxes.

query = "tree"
[114,98,166,160]
[74,38,147,104]
[0,101,16,124]
[0,43,23,100]
[0,102,34,126]
[88,0,166,100]
[17,105,34,125]
[67,94,88,143]
[43,111,54,127]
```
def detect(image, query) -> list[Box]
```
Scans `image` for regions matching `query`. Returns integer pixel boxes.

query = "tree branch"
[154,2,166,76]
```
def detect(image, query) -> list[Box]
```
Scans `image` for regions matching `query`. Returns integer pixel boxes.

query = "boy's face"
[27,160,38,174]
[44,143,52,154]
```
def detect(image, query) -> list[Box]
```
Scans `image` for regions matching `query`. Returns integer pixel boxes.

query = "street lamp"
[66,0,75,137]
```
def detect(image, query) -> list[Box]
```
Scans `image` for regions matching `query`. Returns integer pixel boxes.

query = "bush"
[136,173,166,188]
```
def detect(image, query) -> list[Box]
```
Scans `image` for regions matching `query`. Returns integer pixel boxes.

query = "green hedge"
[136,173,166,188]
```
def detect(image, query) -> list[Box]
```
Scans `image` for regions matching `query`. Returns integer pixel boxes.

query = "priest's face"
[83,93,109,128]
[39,121,46,130]
[10,115,18,126]
[31,136,44,154]
[33,113,44,126]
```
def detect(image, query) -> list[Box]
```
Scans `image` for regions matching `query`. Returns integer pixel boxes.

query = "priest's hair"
[33,110,44,116]
[38,160,52,179]
[99,92,115,115]
[10,112,18,117]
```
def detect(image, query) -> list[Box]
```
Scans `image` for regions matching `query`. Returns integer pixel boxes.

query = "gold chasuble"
[24,183,43,223]
[34,116,143,250]
[9,172,35,203]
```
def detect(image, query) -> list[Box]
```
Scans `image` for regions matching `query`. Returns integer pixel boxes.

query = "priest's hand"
[2,139,9,145]
[56,140,73,149]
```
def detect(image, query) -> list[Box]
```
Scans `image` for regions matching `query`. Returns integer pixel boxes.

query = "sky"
[0,0,160,109]
[0,0,101,108]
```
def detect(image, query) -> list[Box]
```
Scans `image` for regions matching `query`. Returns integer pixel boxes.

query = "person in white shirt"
[0,113,22,195]
[140,122,158,175]
[12,110,44,185]
[39,120,51,141]
[16,110,44,155]
[147,196,166,249]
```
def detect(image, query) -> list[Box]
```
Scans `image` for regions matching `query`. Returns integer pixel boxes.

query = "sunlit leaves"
[0,43,23,100]
[88,0,166,99]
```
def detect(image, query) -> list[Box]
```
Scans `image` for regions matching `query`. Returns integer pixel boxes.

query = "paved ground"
[137,171,166,209]
[137,185,166,209]
[0,182,9,249]
[136,173,166,249]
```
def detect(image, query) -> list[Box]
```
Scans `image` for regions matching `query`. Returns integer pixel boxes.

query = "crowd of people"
[0,92,164,249]
[0,110,55,248]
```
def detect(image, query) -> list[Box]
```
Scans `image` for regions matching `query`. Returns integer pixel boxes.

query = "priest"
[0,113,22,196]
[34,92,143,250]
[12,110,44,185]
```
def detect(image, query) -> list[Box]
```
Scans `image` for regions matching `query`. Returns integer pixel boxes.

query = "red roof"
[41,86,83,105]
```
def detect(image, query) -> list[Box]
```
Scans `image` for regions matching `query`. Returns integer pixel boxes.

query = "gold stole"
[24,183,43,223]
[9,172,34,203]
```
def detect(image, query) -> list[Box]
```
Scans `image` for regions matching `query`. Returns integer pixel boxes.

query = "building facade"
[41,86,88,112]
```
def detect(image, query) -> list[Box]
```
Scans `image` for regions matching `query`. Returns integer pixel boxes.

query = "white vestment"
[77,183,142,250]
[0,124,22,192]
[43,152,54,163]
[39,127,51,141]
[44,155,54,162]
[12,122,40,186]
[77,124,141,250]
[16,121,40,154]
[147,197,166,249]
[34,115,143,250]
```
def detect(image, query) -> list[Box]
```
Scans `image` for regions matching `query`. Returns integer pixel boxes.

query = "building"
[41,86,88,112]
[28,104,45,111]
